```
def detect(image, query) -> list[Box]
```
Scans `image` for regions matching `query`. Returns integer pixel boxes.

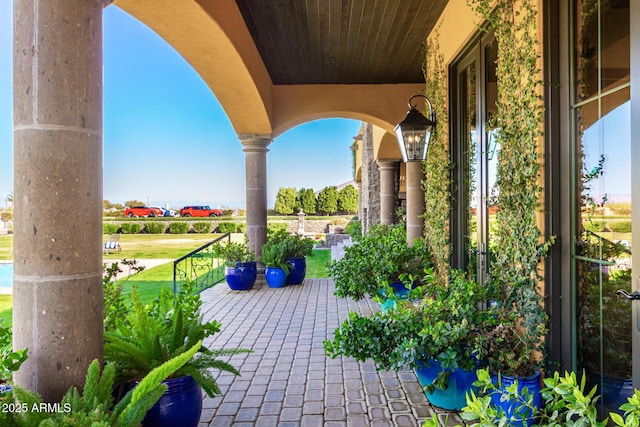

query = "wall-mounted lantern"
[394,94,436,162]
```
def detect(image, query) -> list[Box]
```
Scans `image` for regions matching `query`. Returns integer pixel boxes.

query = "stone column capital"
[239,134,273,153]
[376,159,400,170]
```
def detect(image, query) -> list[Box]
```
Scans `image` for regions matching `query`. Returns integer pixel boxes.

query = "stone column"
[377,160,399,225]
[240,135,272,258]
[405,161,425,245]
[13,0,104,401]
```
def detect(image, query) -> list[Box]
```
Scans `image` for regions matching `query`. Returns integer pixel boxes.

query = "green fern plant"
[4,341,201,427]
[105,282,250,397]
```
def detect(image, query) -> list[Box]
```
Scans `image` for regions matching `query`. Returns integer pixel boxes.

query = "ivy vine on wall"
[468,0,552,366]
[423,36,451,284]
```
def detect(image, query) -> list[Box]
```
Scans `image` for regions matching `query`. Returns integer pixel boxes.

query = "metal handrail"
[173,232,231,293]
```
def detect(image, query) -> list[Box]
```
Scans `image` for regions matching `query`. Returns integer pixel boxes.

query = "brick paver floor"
[198,277,464,427]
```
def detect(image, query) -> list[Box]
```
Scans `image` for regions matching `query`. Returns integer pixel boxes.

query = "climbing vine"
[423,35,450,284]
[468,0,551,368]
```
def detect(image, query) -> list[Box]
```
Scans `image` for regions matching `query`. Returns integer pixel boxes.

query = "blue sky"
[0,3,360,208]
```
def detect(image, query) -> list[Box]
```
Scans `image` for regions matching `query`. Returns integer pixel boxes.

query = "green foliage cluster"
[103,260,145,332]
[424,369,640,427]
[316,186,339,215]
[297,188,317,214]
[212,239,255,266]
[328,223,431,300]
[120,223,142,234]
[192,222,211,234]
[104,284,250,398]
[583,220,606,232]
[423,36,451,284]
[337,185,358,214]
[609,220,632,233]
[266,229,314,259]
[468,0,551,377]
[0,321,27,383]
[103,223,120,234]
[343,219,362,239]
[0,343,202,427]
[260,241,291,274]
[267,222,289,235]
[144,222,165,234]
[168,222,189,234]
[325,270,491,391]
[217,222,240,234]
[274,187,297,215]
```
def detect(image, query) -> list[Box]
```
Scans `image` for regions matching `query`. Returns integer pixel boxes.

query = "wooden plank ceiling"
[234,0,448,85]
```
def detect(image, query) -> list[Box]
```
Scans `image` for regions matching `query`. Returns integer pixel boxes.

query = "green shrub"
[583,220,606,232]
[221,209,234,217]
[169,222,189,234]
[103,222,120,234]
[268,222,289,234]
[218,222,238,233]
[193,222,211,233]
[144,222,165,234]
[120,222,142,234]
[344,219,362,239]
[609,220,632,233]
[237,223,246,234]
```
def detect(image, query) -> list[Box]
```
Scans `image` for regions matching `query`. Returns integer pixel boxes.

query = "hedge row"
[583,219,632,233]
[103,221,249,234]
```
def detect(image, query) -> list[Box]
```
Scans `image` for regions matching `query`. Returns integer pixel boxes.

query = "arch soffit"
[113,0,274,135]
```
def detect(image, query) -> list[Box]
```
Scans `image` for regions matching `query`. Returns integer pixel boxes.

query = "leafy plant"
[343,219,362,239]
[103,259,145,332]
[328,223,431,300]
[104,283,251,398]
[260,241,291,274]
[1,342,202,427]
[0,321,27,384]
[266,229,314,259]
[217,222,239,234]
[423,369,640,427]
[120,223,142,234]
[103,222,120,234]
[325,269,489,392]
[212,239,255,267]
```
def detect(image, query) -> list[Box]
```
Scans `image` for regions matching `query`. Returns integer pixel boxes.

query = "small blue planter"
[490,372,542,427]
[143,375,203,427]
[285,257,306,285]
[225,261,257,290]
[415,359,478,410]
[265,267,288,288]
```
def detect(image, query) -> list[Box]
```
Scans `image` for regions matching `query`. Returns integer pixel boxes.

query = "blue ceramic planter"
[143,375,203,427]
[285,257,306,285]
[588,372,633,416]
[415,359,478,410]
[490,372,542,427]
[265,267,288,288]
[379,281,413,312]
[225,261,257,290]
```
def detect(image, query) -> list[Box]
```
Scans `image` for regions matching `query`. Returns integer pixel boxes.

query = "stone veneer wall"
[359,123,380,234]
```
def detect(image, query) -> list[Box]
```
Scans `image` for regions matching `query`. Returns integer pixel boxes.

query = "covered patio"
[197,278,463,426]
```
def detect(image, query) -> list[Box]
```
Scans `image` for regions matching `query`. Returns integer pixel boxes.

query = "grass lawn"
[0,235,331,325]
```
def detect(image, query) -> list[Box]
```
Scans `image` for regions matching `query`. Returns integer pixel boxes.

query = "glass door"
[573,0,632,417]
[453,36,497,285]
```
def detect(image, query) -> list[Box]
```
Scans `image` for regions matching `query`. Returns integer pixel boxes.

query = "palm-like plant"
[104,283,250,397]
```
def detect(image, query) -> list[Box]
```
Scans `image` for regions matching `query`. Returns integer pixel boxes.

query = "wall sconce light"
[394,94,436,162]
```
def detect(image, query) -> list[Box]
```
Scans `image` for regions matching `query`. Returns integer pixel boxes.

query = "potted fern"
[260,241,291,288]
[212,239,257,290]
[104,283,250,427]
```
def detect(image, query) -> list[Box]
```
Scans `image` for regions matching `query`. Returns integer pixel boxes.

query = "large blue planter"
[415,359,478,410]
[379,281,413,312]
[143,375,203,427]
[490,372,542,427]
[265,267,288,288]
[285,257,306,285]
[588,372,634,416]
[225,261,257,290]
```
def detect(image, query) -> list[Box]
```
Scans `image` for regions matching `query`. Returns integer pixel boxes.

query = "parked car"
[158,207,177,217]
[180,206,223,217]
[124,206,163,217]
